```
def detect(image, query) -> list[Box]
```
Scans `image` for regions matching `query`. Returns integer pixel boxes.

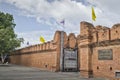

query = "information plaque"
[98,49,113,60]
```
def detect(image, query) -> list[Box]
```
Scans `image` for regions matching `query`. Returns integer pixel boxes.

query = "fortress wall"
[96,26,110,42]
[68,33,77,48]
[10,31,62,71]
[10,50,57,71]
[10,30,77,71]
[92,45,120,78]
[10,21,120,78]
[78,21,120,78]
[111,24,120,40]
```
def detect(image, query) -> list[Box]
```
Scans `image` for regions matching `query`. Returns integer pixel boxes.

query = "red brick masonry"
[10,21,120,79]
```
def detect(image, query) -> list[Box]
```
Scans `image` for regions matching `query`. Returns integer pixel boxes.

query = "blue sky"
[0,0,120,48]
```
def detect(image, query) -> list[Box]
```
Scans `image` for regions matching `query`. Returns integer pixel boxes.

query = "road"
[0,64,107,80]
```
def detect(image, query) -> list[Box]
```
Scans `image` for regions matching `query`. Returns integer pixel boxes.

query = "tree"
[0,12,23,64]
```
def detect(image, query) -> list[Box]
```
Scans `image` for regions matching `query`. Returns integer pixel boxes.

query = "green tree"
[0,12,23,64]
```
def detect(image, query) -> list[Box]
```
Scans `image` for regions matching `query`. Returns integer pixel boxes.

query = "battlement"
[68,33,77,49]
[111,23,120,40]
[80,21,120,44]
[12,31,61,55]
[80,21,94,36]
[12,30,77,55]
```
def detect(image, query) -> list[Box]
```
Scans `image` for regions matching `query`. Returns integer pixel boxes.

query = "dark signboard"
[98,49,113,60]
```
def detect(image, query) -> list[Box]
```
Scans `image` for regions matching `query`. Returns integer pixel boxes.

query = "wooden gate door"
[63,49,78,72]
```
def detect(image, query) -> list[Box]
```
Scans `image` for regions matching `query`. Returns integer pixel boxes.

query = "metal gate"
[63,49,78,72]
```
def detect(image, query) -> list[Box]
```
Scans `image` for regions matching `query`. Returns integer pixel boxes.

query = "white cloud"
[88,0,120,14]
[4,0,92,28]
[4,0,120,26]
[2,0,120,47]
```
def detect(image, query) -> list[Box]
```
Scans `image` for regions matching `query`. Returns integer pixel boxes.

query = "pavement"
[0,64,108,80]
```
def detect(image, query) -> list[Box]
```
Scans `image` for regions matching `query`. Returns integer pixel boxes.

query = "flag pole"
[92,18,94,25]
[59,19,65,71]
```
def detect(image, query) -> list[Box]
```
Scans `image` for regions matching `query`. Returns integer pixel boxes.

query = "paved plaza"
[0,64,107,80]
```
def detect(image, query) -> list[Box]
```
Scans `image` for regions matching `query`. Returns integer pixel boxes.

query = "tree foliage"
[0,12,23,59]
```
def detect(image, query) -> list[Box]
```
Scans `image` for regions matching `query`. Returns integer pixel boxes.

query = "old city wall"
[78,21,120,78]
[10,31,63,71]
[10,43,58,71]
[10,20,120,78]
[10,31,77,71]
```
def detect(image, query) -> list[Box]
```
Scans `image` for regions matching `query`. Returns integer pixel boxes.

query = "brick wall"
[10,21,120,78]
[68,33,77,48]
[10,50,57,71]
[111,24,120,40]
[10,30,77,71]
[96,25,110,42]
[10,31,62,71]
[78,21,120,78]
[92,45,120,78]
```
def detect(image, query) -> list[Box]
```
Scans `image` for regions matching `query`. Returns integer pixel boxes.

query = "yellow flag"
[40,36,45,43]
[92,6,96,21]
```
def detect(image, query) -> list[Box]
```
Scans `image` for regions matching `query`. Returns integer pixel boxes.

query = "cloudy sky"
[0,0,120,48]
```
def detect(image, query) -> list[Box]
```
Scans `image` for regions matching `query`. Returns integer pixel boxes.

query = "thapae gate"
[10,21,120,78]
